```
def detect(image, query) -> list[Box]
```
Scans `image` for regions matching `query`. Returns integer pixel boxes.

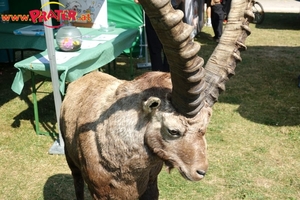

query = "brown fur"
[60,71,212,199]
[60,0,252,198]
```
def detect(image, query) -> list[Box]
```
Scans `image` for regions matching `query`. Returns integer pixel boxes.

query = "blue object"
[13,25,45,36]
[0,49,13,63]
[0,0,9,23]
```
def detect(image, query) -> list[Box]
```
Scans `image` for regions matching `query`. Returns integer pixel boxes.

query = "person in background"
[144,14,170,72]
[211,0,224,42]
[134,0,182,72]
[205,0,212,27]
[222,0,232,22]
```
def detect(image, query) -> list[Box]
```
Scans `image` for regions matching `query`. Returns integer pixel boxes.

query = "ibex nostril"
[197,170,206,176]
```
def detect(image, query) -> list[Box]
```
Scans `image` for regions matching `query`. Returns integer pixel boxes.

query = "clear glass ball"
[56,26,82,52]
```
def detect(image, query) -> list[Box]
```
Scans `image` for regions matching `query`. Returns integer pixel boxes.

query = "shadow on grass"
[253,13,300,30]
[218,46,300,126]
[196,27,300,126]
[0,64,58,138]
[0,63,19,107]
[43,174,91,200]
[11,91,58,139]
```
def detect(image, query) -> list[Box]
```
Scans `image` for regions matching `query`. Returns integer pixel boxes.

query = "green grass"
[0,13,300,199]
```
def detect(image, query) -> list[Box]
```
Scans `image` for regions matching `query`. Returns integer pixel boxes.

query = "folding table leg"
[31,71,57,136]
[31,71,41,135]
[6,49,12,64]
[130,47,133,79]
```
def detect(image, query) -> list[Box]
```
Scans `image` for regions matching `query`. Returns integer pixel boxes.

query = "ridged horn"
[138,0,253,117]
[138,0,207,118]
[204,0,254,106]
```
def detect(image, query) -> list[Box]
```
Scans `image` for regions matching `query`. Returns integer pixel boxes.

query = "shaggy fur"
[60,71,212,199]
[60,0,252,198]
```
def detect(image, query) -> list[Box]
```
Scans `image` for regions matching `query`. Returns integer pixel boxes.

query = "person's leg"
[223,0,232,20]
[145,15,164,71]
[205,0,212,26]
[162,52,170,72]
[211,4,224,40]
[216,4,224,39]
[211,6,218,39]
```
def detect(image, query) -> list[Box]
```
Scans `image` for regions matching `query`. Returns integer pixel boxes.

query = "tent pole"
[40,0,64,154]
[137,10,151,69]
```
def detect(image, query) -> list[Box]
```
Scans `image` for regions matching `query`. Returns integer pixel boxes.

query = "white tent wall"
[58,0,108,28]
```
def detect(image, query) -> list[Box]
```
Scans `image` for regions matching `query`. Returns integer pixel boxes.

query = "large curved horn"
[138,0,253,117]
[204,0,254,106]
[138,0,206,117]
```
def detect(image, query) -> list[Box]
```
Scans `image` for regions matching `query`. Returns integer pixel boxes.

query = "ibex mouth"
[164,160,205,181]
[164,160,175,172]
[179,167,205,181]
[164,161,193,181]
[179,169,193,181]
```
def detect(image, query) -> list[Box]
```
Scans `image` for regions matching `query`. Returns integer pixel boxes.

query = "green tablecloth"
[0,23,47,50]
[11,27,139,95]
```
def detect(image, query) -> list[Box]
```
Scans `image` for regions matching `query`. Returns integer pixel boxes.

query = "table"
[11,27,139,135]
[0,23,47,50]
[0,23,47,62]
[12,27,138,95]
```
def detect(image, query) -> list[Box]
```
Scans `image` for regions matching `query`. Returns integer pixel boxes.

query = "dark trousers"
[222,0,232,19]
[211,4,224,39]
[145,15,170,72]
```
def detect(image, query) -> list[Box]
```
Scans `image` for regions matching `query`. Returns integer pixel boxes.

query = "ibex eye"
[167,129,181,137]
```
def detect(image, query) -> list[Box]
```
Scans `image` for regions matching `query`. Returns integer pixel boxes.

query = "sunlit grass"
[0,13,299,199]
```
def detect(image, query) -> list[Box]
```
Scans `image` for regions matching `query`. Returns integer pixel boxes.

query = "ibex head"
[143,94,211,181]
[137,0,254,179]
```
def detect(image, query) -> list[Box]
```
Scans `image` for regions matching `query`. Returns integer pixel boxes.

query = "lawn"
[0,13,299,199]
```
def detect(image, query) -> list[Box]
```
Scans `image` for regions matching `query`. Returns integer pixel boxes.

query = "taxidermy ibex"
[60,0,254,199]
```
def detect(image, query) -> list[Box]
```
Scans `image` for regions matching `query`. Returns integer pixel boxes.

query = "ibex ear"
[143,97,161,114]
